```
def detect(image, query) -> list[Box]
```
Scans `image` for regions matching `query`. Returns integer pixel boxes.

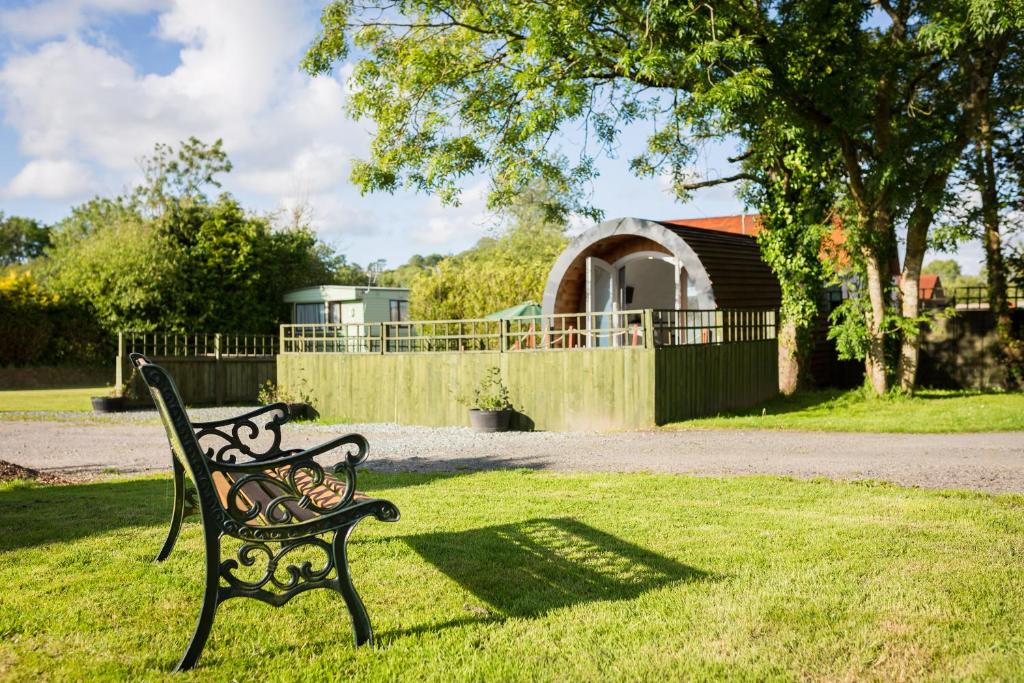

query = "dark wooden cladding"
[120,356,276,406]
[657,223,782,310]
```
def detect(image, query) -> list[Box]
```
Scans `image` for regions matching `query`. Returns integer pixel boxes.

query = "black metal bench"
[131,353,400,671]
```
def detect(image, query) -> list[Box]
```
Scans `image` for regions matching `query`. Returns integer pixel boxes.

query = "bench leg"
[333,526,374,647]
[175,524,220,671]
[156,457,185,562]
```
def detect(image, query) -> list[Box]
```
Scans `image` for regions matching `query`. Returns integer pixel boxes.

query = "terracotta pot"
[91,396,127,413]
[468,408,513,433]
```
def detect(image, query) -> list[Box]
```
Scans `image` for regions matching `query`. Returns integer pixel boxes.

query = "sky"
[0,0,986,273]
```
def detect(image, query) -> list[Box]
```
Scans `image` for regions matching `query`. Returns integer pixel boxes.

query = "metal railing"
[281,308,778,355]
[121,332,279,358]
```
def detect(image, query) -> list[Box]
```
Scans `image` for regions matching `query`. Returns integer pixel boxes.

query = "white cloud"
[414,181,495,246]
[0,0,166,41]
[0,0,370,238]
[3,158,97,199]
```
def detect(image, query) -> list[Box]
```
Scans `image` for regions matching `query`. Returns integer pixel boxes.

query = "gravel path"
[2,409,1023,493]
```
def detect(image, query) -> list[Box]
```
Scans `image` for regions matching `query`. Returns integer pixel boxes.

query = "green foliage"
[256,379,312,406]
[922,259,987,290]
[460,366,512,410]
[741,123,839,366]
[0,214,50,267]
[827,295,871,363]
[136,136,233,212]
[40,139,340,333]
[0,271,109,366]
[377,253,445,288]
[410,221,567,320]
[409,186,568,319]
[332,255,370,286]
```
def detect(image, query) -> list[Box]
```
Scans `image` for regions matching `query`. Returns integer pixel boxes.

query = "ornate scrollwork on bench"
[193,403,292,464]
[219,537,336,605]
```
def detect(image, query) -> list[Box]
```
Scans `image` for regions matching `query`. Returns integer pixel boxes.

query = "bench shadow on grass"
[388,517,709,639]
[0,469,495,552]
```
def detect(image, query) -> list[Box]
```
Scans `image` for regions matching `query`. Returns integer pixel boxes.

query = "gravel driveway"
[2,409,1022,494]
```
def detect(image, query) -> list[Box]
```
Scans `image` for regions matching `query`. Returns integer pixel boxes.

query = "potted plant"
[91,368,136,413]
[257,380,315,420]
[462,366,514,433]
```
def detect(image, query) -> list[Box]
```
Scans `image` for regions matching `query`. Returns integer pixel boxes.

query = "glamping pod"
[542,216,781,317]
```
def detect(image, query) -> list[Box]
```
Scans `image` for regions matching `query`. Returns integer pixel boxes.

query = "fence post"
[214,333,224,405]
[642,309,654,349]
[380,323,388,354]
[115,331,125,388]
[499,319,508,352]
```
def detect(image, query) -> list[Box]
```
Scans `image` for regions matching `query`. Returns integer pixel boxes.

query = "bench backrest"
[130,353,219,511]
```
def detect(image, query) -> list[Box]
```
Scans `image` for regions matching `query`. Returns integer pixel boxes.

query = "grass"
[0,386,106,413]
[1,471,1022,680]
[673,388,1024,432]
[3,385,1023,434]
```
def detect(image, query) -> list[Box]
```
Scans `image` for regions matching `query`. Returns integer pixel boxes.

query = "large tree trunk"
[862,246,889,395]
[897,208,931,393]
[777,319,802,395]
[977,109,1023,385]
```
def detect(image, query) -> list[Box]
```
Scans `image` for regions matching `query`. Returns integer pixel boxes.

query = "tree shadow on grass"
[398,517,709,630]
[0,477,174,552]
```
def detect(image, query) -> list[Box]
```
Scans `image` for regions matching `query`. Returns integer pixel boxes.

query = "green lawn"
[674,388,1024,432]
[0,386,107,413]
[1,471,1021,680]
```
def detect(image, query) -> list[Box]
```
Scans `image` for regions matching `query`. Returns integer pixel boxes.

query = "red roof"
[661,213,900,274]
[661,214,763,236]
[918,273,943,299]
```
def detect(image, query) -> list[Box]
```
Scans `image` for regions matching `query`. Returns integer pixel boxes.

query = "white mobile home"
[283,286,410,325]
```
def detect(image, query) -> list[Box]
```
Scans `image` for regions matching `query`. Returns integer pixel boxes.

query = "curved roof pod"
[657,222,781,310]
[541,216,780,315]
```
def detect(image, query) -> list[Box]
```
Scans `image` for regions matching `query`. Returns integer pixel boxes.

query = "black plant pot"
[287,402,310,421]
[468,408,513,433]
[91,396,126,413]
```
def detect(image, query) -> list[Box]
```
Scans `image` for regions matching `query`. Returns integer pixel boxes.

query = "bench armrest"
[210,434,367,474]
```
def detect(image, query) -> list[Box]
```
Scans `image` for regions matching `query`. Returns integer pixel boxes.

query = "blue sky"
[0,0,986,272]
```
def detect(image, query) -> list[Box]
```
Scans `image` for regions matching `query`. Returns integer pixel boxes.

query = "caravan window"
[389,300,409,322]
[295,303,325,324]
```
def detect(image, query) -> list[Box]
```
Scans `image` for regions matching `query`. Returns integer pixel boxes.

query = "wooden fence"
[117,332,277,406]
[920,285,1024,310]
[278,308,778,430]
[280,309,777,354]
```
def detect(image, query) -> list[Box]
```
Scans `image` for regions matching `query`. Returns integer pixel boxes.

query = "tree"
[736,127,839,393]
[304,0,1024,394]
[0,213,50,267]
[954,44,1024,383]
[41,139,342,333]
[409,189,568,319]
[0,270,109,366]
[378,253,446,288]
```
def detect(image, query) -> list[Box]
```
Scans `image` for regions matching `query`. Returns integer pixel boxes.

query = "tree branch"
[676,172,762,191]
